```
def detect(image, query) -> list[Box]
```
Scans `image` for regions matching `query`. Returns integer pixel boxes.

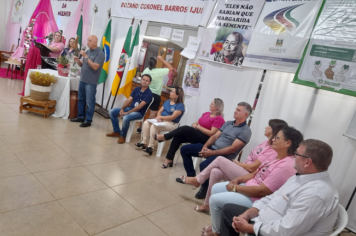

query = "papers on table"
[147,119,166,127]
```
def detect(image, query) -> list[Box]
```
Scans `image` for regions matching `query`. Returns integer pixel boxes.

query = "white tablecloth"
[24,69,80,119]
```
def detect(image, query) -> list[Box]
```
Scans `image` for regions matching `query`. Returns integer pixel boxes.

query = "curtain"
[242,71,356,231]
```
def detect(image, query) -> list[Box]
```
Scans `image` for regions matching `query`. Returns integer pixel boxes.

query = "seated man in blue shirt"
[176,102,252,199]
[106,74,153,144]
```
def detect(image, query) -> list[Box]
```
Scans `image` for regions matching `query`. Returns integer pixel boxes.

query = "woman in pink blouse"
[48,31,65,58]
[180,119,288,213]
[155,98,225,168]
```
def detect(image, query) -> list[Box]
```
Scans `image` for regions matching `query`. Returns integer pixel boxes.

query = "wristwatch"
[232,184,237,192]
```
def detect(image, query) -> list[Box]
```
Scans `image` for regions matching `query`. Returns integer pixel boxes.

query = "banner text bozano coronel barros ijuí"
[121,2,203,14]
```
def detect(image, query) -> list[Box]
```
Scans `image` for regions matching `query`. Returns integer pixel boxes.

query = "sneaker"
[136,128,141,134]
[79,122,91,127]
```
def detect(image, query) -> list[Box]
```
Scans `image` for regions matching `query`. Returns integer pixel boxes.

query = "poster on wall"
[51,0,80,32]
[242,0,323,73]
[197,0,265,67]
[11,0,24,23]
[293,0,356,97]
[182,60,204,97]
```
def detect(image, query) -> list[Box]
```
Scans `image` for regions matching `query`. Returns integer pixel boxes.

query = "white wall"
[242,71,356,231]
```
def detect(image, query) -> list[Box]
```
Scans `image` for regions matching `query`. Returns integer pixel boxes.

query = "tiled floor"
[0,77,210,236]
[0,77,355,236]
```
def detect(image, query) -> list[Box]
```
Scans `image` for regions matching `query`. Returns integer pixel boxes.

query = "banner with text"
[293,0,356,97]
[52,0,80,32]
[243,0,323,73]
[112,0,216,27]
[197,0,264,67]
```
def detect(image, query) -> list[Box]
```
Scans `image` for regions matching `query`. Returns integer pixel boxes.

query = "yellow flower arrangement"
[29,71,58,87]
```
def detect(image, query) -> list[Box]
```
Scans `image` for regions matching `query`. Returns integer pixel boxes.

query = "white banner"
[52,0,81,30]
[112,0,216,27]
[11,0,24,23]
[182,60,204,97]
[243,0,323,73]
[197,0,264,67]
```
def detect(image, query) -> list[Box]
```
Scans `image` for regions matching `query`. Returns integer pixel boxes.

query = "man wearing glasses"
[220,139,339,236]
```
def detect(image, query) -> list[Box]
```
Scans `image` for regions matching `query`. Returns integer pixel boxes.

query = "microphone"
[79,46,87,59]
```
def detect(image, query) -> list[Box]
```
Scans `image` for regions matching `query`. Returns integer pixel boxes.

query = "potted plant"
[29,71,57,101]
[57,55,70,77]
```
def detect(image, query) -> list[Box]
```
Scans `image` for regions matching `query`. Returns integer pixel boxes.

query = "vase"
[58,64,70,77]
[30,83,52,101]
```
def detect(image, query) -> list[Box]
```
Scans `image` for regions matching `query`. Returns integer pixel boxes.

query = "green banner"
[292,0,356,97]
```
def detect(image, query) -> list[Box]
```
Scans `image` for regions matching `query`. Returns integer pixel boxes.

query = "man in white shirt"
[219,139,339,236]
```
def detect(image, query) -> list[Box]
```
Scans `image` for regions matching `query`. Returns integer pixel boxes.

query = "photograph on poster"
[182,60,204,97]
[197,0,264,67]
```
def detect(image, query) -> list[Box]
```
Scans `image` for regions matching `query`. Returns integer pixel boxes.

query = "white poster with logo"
[197,0,264,67]
[243,0,323,73]
[11,0,24,23]
[112,0,217,27]
[293,0,356,97]
[182,60,204,97]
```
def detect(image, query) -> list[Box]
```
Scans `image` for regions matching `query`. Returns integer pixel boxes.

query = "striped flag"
[98,19,111,84]
[118,24,140,98]
[111,25,132,96]
[76,15,83,50]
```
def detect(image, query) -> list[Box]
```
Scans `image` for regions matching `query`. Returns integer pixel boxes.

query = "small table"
[20,96,56,118]
[5,61,21,80]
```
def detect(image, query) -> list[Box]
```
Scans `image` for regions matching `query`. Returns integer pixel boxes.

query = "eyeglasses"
[294,152,311,159]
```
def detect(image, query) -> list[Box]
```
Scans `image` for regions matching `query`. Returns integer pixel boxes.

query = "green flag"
[76,15,83,50]
[98,19,112,84]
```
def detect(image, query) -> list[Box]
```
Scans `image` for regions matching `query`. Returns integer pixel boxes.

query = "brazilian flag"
[98,19,112,84]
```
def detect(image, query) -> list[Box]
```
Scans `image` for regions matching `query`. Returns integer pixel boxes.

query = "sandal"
[161,162,173,168]
[202,226,212,233]
[142,147,153,155]
[135,142,146,149]
[176,175,186,184]
[153,134,164,143]
[195,205,210,213]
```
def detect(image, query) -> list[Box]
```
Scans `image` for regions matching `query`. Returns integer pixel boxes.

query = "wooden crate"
[20,96,56,118]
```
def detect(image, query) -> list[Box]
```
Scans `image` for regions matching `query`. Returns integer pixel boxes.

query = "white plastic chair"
[125,97,154,143]
[156,106,188,157]
[329,204,348,236]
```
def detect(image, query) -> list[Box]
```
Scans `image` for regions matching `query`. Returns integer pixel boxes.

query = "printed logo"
[263,4,304,34]
[117,53,128,72]
[276,39,283,47]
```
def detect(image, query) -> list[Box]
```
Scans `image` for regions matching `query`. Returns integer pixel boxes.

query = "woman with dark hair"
[198,126,303,236]
[155,98,225,168]
[48,31,65,58]
[142,55,175,119]
[178,119,288,213]
[214,32,244,66]
[136,87,185,155]
[61,37,77,57]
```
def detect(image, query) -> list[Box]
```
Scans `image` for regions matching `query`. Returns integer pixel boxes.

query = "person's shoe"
[70,118,84,123]
[195,186,208,199]
[136,128,141,134]
[117,136,126,144]
[79,122,91,127]
[106,132,121,138]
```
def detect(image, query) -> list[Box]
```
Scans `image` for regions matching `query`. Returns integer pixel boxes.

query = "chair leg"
[6,64,10,77]
[156,141,165,157]
[125,121,135,143]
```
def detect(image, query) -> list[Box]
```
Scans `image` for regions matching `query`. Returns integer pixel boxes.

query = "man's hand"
[199,148,214,158]
[233,217,254,234]
[119,109,124,116]
[80,50,88,59]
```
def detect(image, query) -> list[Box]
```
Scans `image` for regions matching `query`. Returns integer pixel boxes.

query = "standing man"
[106,74,153,144]
[177,102,252,199]
[220,139,339,236]
[70,35,105,127]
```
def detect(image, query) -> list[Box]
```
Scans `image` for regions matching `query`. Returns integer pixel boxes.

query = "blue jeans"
[180,143,219,188]
[210,182,252,234]
[77,81,97,123]
[109,107,143,137]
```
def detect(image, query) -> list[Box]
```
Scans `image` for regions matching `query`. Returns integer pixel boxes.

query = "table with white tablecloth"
[24,69,80,119]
